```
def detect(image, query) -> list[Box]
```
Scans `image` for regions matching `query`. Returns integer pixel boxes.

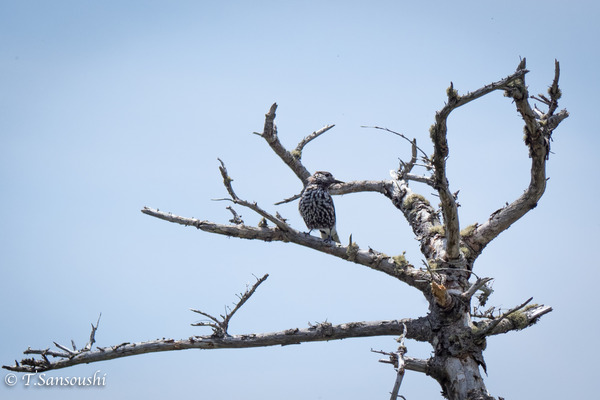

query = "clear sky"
[1,1,597,398]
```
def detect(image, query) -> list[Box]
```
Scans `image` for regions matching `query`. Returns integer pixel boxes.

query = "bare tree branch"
[3,318,432,373]
[327,179,389,196]
[477,304,552,337]
[275,179,390,206]
[255,103,311,184]
[476,297,540,337]
[141,207,431,291]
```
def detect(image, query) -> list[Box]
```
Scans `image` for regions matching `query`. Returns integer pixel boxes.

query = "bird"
[298,171,342,243]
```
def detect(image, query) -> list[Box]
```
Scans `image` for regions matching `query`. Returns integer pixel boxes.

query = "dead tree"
[3,59,568,399]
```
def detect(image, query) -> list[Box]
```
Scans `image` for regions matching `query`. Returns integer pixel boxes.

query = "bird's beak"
[333,179,344,185]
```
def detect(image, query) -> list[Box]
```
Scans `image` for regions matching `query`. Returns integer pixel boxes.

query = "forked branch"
[255,103,311,184]
[474,298,552,338]
[465,59,569,257]
[429,69,528,261]
[191,274,269,337]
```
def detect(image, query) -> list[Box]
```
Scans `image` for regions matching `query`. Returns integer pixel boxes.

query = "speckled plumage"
[299,171,341,243]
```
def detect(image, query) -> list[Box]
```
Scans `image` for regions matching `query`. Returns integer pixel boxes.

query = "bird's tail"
[320,226,341,243]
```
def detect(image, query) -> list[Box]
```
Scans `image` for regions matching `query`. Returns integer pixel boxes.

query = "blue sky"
[1,1,598,398]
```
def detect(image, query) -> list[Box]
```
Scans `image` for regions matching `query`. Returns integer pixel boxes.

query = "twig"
[191,274,269,337]
[421,259,440,284]
[189,309,221,329]
[402,173,435,186]
[373,324,411,399]
[275,179,392,206]
[475,297,533,338]
[471,305,498,320]
[461,277,494,301]
[24,348,71,359]
[226,206,244,224]
[362,126,429,160]
[400,136,419,176]
[15,314,103,370]
[294,124,336,157]
[476,281,494,307]
[364,125,436,185]
[546,109,569,131]
[274,193,301,205]
[389,324,408,400]
[84,313,102,351]
[53,342,75,355]
[217,158,290,231]
[222,274,269,332]
[530,95,552,107]
[547,59,561,116]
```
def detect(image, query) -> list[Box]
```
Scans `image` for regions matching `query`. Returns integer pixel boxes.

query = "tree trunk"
[428,301,494,400]
[438,356,492,400]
